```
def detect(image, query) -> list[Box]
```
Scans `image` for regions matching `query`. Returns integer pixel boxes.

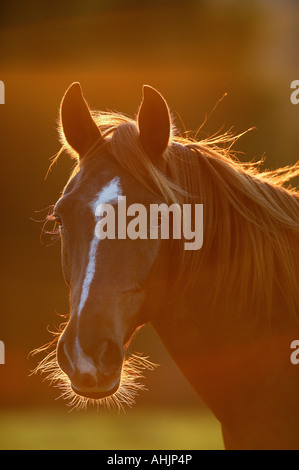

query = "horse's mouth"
[71,383,120,400]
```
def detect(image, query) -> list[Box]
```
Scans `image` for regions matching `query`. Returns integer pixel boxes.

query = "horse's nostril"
[97,340,123,377]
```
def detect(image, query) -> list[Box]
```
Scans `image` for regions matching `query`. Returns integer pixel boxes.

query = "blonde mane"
[57,110,299,321]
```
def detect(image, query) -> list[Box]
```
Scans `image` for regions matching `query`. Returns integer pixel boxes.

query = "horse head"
[55,83,171,401]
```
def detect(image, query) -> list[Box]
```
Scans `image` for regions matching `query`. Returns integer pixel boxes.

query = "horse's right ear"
[60,82,102,157]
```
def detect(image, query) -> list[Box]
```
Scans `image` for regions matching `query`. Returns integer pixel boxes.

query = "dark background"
[0,0,298,448]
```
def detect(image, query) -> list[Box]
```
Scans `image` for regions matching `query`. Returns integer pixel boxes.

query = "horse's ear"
[137,85,171,163]
[60,82,102,157]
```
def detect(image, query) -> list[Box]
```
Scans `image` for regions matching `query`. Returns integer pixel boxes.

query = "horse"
[35,82,299,450]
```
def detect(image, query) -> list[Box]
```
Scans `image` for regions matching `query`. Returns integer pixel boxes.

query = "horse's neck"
[151,277,247,404]
[152,259,298,378]
[151,276,299,449]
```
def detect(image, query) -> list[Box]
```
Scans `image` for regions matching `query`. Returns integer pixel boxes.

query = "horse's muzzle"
[57,336,123,399]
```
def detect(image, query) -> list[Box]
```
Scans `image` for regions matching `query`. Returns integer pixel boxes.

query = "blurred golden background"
[0,0,298,449]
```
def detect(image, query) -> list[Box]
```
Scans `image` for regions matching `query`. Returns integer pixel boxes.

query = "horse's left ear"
[60,82,102,157]
[137,85,171,163]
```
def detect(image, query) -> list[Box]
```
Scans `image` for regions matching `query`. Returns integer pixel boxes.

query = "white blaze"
[77,176,122,319]
[75,177,122,377]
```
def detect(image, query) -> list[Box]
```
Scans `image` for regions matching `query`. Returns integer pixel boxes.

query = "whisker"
[30,332,158,412]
